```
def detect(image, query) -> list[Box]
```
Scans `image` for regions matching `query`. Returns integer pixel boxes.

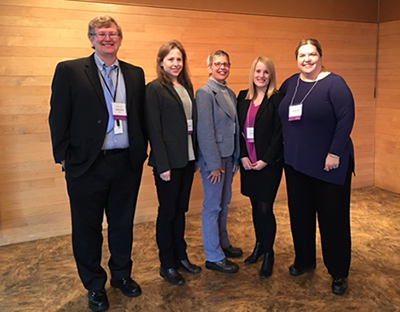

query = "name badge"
[246,127,254,143]
[289,104,303,121]
[187,119,193,135]
[112,102,127,120]
[114,120,123,134]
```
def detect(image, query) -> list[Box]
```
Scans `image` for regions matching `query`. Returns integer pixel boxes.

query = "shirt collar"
[94,53,119,71]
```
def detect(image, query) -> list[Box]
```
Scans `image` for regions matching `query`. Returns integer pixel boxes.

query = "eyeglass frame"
[212,61,231,68]
[89,32,120,39]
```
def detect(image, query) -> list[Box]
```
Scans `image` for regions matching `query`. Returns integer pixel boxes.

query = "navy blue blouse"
[279,73,355,185]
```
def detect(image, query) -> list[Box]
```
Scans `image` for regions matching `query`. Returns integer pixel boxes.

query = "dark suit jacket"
[49,53,147,177]
[237,89,284,165]
[145,79,197,175]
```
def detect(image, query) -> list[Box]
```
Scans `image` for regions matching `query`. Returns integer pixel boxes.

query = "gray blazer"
[195,78,240,172]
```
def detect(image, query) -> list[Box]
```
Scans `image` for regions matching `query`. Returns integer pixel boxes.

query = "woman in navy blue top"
[279,38,355,295]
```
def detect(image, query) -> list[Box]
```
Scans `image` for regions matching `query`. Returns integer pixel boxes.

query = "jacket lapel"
[255,95,270,123]
[84,54,107,108]
[119,61,132,111]
[165,83,185,108]
[239,99,251,130]
[207,80,235,119]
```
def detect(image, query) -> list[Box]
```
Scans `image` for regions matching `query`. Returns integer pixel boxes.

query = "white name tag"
[187,119,193,134]
[289,104,303,121]
[114,120,123,134]
[112,102,127,120]
[246,127,254,142]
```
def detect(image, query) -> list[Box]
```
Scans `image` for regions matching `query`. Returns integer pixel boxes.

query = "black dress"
[237,90,284,203]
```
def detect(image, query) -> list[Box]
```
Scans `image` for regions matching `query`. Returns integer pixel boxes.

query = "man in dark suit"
[49,16,147,312]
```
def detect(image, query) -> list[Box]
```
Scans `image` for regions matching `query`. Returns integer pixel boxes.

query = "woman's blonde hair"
[245,56,277,100]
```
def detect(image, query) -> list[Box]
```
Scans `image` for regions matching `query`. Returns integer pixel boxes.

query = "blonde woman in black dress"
[237,56,284,278]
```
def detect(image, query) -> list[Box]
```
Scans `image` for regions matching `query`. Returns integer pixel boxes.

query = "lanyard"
[99,67,119,102]
[289,75,318,106]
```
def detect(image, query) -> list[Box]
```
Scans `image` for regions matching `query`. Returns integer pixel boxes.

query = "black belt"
[101,148,128,155]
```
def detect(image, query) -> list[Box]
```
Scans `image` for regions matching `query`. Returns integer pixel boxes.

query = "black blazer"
[49,53,148,177]
[237,89,284,165]
[145,79,197,174]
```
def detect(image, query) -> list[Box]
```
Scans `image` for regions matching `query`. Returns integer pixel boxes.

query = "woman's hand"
[160,170,171,181]
[324,153,340,172]
[251,160,267,171]
[241,157,252,170]
[207,168,225,184]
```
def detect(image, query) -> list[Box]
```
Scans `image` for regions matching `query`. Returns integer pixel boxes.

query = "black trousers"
[284,162,352,278]
[154,161,195,269]
[66,149,142,291]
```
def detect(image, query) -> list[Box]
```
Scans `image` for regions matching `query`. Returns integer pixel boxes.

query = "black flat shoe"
[177,259,201,274]
[111,277,142,297]
[332,277,348,295]
[222,245,243,258]
[160,267,185,285]
[259,252,274,278]
[205,258,239,273]
[244,242,264,265]
[289,263,316,276]
[88,289,109,312]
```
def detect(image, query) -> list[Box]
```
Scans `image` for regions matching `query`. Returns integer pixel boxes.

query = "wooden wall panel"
[375,20,400,193]
[379,0,400,22]
[0,0,376,245]
[78,0,379,22]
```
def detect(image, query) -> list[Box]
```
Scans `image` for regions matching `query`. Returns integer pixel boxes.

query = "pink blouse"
[243,101,260,163]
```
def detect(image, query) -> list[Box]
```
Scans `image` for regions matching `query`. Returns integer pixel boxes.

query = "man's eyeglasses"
[213,62,231,68]
[91,32,119,39]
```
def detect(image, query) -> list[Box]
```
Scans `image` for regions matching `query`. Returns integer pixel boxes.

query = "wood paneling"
[375,20,400,192]
[379,0,400,22]
[0,0,376,245]
[77,0,379,22]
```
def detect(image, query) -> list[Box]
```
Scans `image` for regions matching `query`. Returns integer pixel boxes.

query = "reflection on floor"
[1,186,400,311]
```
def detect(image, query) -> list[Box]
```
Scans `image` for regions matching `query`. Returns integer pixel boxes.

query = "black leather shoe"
[222,245,243,258]
[160,267,185,285]
[260,252,274,278]
[289,263,316,276]
[88,289,109,312]
[244,242,264,265]
[110,277,142,297]
[177,259,201,274]
[332,277,348,295]
[205,258,239,273]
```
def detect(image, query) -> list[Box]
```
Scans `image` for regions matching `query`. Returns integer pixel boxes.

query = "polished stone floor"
[1,186,400,311]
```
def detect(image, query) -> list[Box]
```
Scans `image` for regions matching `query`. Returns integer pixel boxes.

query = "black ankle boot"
[244,242,264,265]
[260,252,274,278]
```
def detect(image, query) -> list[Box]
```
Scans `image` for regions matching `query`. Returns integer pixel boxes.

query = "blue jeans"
[199,157,234,262]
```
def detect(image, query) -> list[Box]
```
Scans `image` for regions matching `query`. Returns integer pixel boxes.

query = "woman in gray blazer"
[196,50,242,274]
[146,40,200,286]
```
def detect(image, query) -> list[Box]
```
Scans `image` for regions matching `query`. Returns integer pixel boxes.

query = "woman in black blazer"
[145,40,200,286]
[237,56,284,278]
